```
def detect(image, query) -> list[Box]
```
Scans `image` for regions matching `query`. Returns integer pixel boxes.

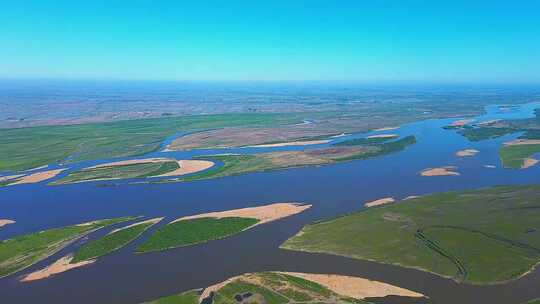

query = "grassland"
[71,219,158,263]
[332,135,398,146]
[137,217,259,253]
[282,185,540,284]
[499,144,540,169]
[0,217,135,278]
[180,136,416,181]
[144,289,200,304]
[51,160,179,185]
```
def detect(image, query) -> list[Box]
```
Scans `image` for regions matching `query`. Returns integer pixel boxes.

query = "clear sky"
[1,1,539,83]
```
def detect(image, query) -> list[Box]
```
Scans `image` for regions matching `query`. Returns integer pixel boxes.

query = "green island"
[499,144,540,169]
[71,218,160,263]
[282,185,540,284]
[332,134,398,146]
[137,217,259,253]
[179,136,416,182]
[144,271,424,304]
[0,216,135,278]
[51,160,180,185]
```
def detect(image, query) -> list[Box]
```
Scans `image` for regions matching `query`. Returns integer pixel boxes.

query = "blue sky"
[1,1,539,83]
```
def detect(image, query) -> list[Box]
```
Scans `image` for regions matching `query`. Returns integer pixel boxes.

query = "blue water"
[1,102,540,304]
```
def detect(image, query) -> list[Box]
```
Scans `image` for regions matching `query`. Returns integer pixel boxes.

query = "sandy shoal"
[451,119,474,126]
[87,158,171,169]
[403,195,420,200]
[0,174,24,182]
[11,169,66,185]
[421,167,460,176]
[522,158,539,169]
[366,134,398,139]
[279,272,424,299]
[20,255,94,282]
[153,160,214,177]
[108,217,163,234]
[504,139,540,146]
[456,149,479,157]
[0,219,15,228]
[484,165,496,169]
[374,126,399,131]
[477,119,500,125]
[248,140,330,148]
[172,203,311,225]
[365,197,395,208]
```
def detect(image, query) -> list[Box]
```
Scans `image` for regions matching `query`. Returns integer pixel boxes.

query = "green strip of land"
[499,144,540,169]
[71,219,159,263]
[332,135,398,146]
[0,217,135,278]
[137,217,259,253]
[282,185,540,284]
[144,289,200,304]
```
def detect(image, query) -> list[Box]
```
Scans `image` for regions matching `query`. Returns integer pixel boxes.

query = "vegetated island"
[171,136,416,182]
[143,271,426,304]
[137,203,311,253]
[0,216,136,278]
[281,185,540,284]
[500,140,540,169]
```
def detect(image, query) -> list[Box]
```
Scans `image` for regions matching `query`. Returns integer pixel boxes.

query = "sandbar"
[109,217,163,234]
[248,140,330,148]
[279,272,424,299]
[504,139,540,146]
[152,160,214,177]
[364,197,395,208]
[172,202,311,225]
[403,195,420,200]
[88,158,171,169]
[0,219,15,228]
[451,119,474,127]
[0,174,24,182]
[484,165,496,169]
[456,149,479,157]
[366,134,398,139]
[522,158,539,169]
[374,126,398,131]
[420,167,460,176]
[20,255,95,282]
[11,169,66,185]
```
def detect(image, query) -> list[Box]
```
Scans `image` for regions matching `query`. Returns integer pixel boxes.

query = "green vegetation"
[499,144,540,169]
[0,217,135,278]
[137,217,259,253]
[144,289,200,304]
[282,185,540,284]
[0,113,302,172]
[214,280,289,304]
[51,160,179,185]
[332,135,398,146]
[457,127,516,142]
[524,299,540,304]
[72,220,157,263]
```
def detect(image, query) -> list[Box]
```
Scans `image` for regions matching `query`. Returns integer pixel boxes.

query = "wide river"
[1,102,540,304]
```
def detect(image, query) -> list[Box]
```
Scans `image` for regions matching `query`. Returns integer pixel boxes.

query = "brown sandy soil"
[374,126,399,131]
[0,174,24,182]
[172,203,311,225]
[522,158,539,169]
[153,160,214,177]
[20,255,95,282]
[504,139,540,146]
[420,166,460,176]
[279,272,424,299]
[109,217,163,234]
[247,139,330,148]
[0,219,15,228]
[10,169,66,185]
[451,119,474,126]
[456,149,479,157]
[366,134,398,139]
[364,197,395,208]
[88,158,171,169]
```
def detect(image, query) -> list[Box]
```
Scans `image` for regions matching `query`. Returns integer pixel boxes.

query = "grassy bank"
[282,185,540,284]
[0,217,135,278]
[499,144,540,169]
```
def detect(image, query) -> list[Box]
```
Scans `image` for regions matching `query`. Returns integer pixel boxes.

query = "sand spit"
[109,217,163,234]
[451,119,474,127]
[11,169,66,185]
[200,275,242,301]
[364,197,395,208]
[279,272,424,299]
[248,140,330,148]
[403,195,420,200]
[421,167,460,176]
[522,158,539,169]
[0,219,15,228]
[374,126,398,131]
[172,203,311,225]
[88,158,171,169]
[153,160,214,177]
[366,134,398,139]
[20,255,94,282]
[504,139,540,146]
[456,149,479,157]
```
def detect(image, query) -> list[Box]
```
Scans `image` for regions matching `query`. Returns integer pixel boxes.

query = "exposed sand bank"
[0,219,15,228]
[477,119,501,125]
[451,119,474,126]
[504,139,540,146]
[374,126,398,131]
[11,169,66,185]
[403,195,420,200]
[172,203,311,225]
[0,174,24,182]
[88,158,171,169]
[484,165,496,169]
[248,140,330,148]
[420,167,460,176]
[109,217,163,234]
[522,158,539,169]
[279,272,424,299]
[153,160,214,177]
[366,134,398,139]
[456,149,479,157]
[364,197,395,208]
[20,255,94,282]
